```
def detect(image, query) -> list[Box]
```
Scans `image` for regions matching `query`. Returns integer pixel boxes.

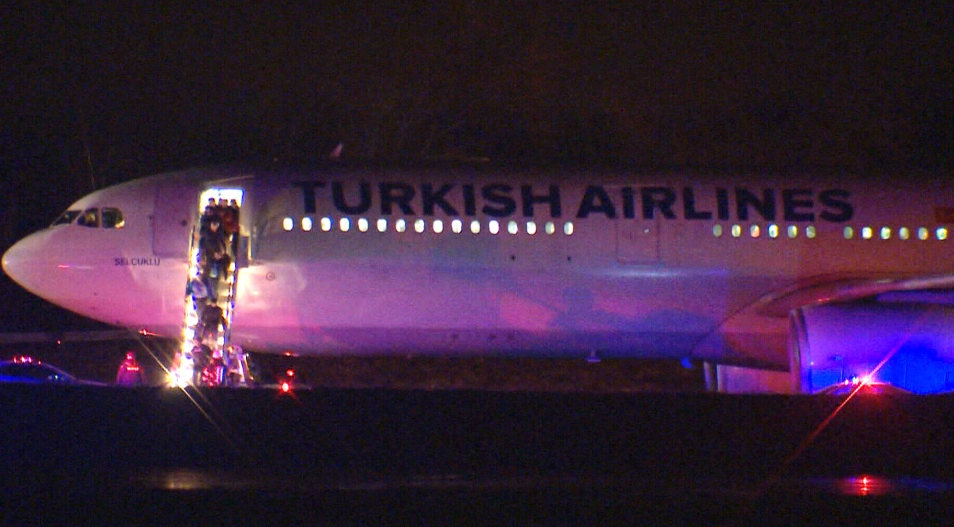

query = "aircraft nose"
[2,232,48,296]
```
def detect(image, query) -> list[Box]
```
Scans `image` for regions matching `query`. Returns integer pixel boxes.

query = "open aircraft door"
[197,187,248,268]
[152,182,197,257]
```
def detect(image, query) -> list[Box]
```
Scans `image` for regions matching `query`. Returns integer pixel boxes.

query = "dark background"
[2,1,952,242]
[1,1,952,341]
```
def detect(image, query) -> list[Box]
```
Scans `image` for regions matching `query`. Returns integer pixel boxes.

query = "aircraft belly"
[231,261,780,357]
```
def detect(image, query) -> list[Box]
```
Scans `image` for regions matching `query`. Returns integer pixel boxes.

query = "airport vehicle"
[0,356,105,386]
[4,164,954,393]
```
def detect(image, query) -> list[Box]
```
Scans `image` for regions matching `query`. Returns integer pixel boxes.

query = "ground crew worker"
[116,351,144,386]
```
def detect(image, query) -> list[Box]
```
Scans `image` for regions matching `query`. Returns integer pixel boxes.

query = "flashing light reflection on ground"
[279,369,295,394]
[837,475,893,496]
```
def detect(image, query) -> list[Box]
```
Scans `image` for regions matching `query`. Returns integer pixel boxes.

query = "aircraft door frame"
[198,187,247,268]
[153,183,197,257]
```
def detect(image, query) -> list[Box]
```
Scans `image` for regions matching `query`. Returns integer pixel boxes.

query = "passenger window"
[102,208,124,229]
[77,208,100,228]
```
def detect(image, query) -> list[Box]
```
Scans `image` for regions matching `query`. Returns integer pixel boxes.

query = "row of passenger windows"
[713,224,950,241]
[282,217,576,236]
[282,216,951,242]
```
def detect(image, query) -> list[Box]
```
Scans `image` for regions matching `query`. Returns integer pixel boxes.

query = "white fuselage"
[4,166,954,369]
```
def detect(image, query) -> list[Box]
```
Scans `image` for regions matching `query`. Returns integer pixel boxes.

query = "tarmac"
[2,383,954,525]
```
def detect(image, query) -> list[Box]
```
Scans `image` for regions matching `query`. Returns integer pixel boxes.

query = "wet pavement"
[1,384,953,525]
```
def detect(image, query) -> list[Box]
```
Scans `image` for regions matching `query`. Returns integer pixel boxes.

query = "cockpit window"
[77,208,100,228]
[102,208,124,229]
[51,207,124,228]
[52,210,81,226]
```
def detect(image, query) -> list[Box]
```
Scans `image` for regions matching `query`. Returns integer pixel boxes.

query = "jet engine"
[788,301,954,394]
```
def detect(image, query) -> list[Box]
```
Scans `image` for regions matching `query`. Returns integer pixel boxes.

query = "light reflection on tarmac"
[128,467,954,497]
[4,383,954,524]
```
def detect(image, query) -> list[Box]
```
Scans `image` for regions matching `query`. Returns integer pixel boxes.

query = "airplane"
[5,163,954,393]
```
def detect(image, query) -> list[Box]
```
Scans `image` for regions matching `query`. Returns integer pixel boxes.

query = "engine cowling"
[788,302,954,394]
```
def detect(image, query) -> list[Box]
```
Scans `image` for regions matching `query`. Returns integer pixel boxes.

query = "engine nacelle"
[789,302,954,394]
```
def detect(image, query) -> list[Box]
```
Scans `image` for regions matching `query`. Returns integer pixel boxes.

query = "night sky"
[1,1,952,246]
